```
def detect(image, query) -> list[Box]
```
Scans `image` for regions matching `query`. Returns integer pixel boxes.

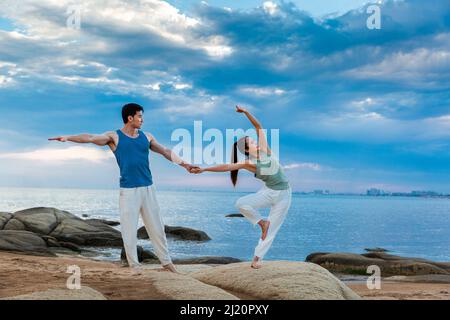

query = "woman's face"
[245,137,259,157]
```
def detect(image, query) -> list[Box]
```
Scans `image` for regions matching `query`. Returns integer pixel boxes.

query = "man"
[49,103,198,273]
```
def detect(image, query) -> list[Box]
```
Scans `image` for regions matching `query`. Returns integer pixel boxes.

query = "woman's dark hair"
[230,137,249,186]
[122,103,144,123]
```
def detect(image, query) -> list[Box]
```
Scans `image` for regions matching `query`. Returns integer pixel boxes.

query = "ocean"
[1,187,449,262]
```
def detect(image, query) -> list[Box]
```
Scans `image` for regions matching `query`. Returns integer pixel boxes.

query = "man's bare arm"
[48,132,114,146]
[146,133,198,172]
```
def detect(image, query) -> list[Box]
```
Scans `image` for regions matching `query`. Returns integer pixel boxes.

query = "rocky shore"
[0,207,449,300]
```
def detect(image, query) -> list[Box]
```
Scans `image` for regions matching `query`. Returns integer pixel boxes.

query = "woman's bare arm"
[195,162,256,174]
[235,105,271,155]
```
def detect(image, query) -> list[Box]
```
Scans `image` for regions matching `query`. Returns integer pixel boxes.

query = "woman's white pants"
[119,185,172,267]
[235,186,292,260]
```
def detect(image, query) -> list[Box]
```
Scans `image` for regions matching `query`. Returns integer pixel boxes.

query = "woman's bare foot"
[251,256,262,269]
[162,263,179,273]
[258,220,270,240]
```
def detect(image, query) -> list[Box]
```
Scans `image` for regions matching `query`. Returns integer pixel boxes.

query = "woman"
[193,106,292,269]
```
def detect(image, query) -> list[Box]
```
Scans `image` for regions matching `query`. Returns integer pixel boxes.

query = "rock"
[225,213,244,218]
[191,261,361,300]
[385,274,450,284]
[137,225,211,242]
[0,230,55,256]
[364,247,389,253]
[120,246,158,263]
[0,287,107,300]
[59,242,82,252]
[3,218,26,231]
[137,226,148,239]
[150,270,239,300]
[0,212,13,229]
[82,214,89,218]
[6,207,123,247]
[85,219,120,227]
[13,208,60,234]
[306,252,450,276]
[42,236,61,248]
[173,256,242,265]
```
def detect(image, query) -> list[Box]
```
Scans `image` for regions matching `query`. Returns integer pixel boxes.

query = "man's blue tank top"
[113,129,153,188]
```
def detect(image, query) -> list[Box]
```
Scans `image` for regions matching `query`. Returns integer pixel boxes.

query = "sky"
[0,0,449,193]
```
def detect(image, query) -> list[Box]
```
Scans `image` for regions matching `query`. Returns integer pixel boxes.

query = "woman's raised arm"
[235,105,271,155]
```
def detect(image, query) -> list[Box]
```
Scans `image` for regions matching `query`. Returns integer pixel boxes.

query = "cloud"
[284,162,322,171]
[0,146,114,163]
[239,86,286,96]
[344,48,450,88]
[0,0,449,191]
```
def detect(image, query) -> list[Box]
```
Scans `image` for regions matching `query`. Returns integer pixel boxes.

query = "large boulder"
[138,225,211,242]
[306,252,450,276]
[4,207,123,247]
[0,230,55,257]
[191,261,361,300]
[0,287,107,300]
[120,245,158,263]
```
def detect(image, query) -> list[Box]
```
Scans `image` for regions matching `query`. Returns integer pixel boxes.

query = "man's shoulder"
[143,131,155,141]
[104,130,118,136]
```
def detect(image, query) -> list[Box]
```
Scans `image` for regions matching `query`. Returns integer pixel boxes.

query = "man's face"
[128,111,144,129]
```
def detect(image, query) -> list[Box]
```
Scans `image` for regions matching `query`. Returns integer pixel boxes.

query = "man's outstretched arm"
[48,132,113,146]
[146,133,198,172]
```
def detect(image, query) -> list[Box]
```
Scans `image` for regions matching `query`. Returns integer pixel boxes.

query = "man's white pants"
[235,186,292,260]
[119,185,172,267]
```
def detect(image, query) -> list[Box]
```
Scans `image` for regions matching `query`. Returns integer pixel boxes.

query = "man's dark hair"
[122,103,144,123]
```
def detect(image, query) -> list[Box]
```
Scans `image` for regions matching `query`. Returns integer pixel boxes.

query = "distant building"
[411,191,441,197]
[313,190,330,195]
[366,188,390,196]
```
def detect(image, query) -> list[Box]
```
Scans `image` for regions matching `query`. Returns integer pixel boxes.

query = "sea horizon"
[1,187,449,263]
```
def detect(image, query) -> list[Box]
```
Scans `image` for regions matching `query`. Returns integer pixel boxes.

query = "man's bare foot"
[251,257,262,269]
[128,265,144,275]
[258,220,270,240]
[162,263,178,273]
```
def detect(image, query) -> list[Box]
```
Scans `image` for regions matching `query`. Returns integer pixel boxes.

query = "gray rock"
[385,274,450,284]
[306,252,450,276]
[14,208,59,234]
[12,207,123,247]
[364,247,389,253]
[43,236,61,248]
[138,225,211,242]
[173,256,242,265]
[0,212,13,229]
[0,230,55,256]
[59,242,82,252]
[85,219,120,227]
[120,246,158,263]
[0,207,123,250]
[3,218,26,231]
[225,213,245,218]
[164,225,212,241]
